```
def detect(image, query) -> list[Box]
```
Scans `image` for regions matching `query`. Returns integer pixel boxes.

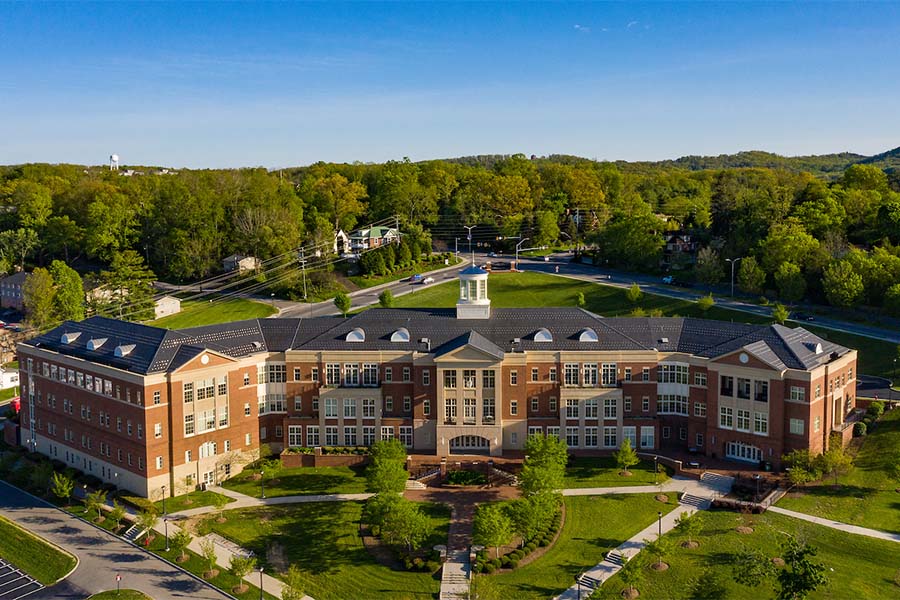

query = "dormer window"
[390,327,410,343]
[346,327,365,343]
[534,328,552,343]
[60,332,81,345]
[114,344,136,358]
[87,337,107,351]
[578,328,599,343]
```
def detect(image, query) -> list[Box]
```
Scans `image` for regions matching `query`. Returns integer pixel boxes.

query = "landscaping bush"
[501,555,511,567]
[120,495,155,512]
[484,563,496,574]
[525,543,536,553]
[854,422,867,437]
[538,537,550,547]
[473,562,484,574]
[444,470,488,486]
[508,558,519,568]
[426,560,440,573]
[412,557,424,570]
[491,558,501,569]
[868,401,885,418]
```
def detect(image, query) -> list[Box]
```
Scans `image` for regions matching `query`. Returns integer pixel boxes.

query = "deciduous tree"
[822,260,863,308]
[333,291,352,317]
[473,504,512,558]
[614,438,640,476]
[22,267,56,331]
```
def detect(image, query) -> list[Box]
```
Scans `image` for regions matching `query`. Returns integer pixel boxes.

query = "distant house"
[662,233,700,269]
[223,254,261,273]
[154,296,181,319]
[0,367,19,391]
[0,271,29,311]
[334,229,351,255]
[349,226,400,251]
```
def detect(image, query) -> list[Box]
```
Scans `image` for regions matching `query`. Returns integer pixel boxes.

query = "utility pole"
[300,248,308,300]
[515,238,529,272]
[455,237,458,259]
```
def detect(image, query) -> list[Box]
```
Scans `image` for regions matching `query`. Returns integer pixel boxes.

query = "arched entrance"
[449,435,491,455]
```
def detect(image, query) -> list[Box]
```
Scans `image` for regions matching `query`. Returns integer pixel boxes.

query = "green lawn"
[0,387,18,402]
[777,408,900,533]
[564,457,670,488]
[804,325,900,388]
[594,510,900,600]
[222,465,368,498]
[150,298,277,329]
[197,501,449,600]
[66,504,123,533]
[0,515,77,585]
[489,494,677,599]
[88,591,152,600]
[155,490,235,514]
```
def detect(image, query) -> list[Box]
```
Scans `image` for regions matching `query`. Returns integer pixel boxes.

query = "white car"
[422,277,435,285]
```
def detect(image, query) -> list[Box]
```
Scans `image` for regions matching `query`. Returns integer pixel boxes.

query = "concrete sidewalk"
[562,473,734,498]
[169,484,372,519]
[767,506,900,544]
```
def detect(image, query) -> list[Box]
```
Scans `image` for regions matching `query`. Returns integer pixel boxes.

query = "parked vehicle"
[791,312,815,321]
[662,275,674,284]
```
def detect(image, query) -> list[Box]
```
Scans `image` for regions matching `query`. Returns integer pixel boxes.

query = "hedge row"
[472,511,561,575]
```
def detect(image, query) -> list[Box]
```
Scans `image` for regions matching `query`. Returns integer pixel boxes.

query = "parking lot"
[0,559,42,600]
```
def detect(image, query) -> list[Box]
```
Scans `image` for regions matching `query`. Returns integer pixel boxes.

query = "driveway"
[0,481,230,600]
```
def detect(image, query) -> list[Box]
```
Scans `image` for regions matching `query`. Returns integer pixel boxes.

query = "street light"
[725,257,743,297]
[515,238,530,271]
[260,470,266,499]
[657,511,662,539]
[463,225,476,257]
[161,485,167,518]
[654,455,659,485]
[754,474,761,503]
[258,566,264,600]
[164,516,169,552]
[575,571,583,600]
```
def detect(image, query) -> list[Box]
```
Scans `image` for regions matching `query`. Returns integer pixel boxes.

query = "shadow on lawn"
[689,569,729,599]
[793,484,878,500]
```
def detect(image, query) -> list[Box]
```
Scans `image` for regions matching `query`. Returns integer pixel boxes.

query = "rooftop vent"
[419,337,431,351]
[251,341,263,350]
[659,337,669,344]
[390,327,410,343]
[534,328,553,343]
[114,344,136,358]
[60,332,81,345]
[578,328,599,343]
[346,327,365,343]
[86,337,107,351]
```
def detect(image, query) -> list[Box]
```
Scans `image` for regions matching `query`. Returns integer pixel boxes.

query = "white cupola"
[456,265,491,319]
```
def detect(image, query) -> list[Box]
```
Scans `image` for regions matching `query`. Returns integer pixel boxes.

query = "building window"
[422,370,430,386]
[217,378,227,396]
[549,367,557,382]
[603,398,617,420]
[547,426,561,440]
[585,398,598,419]
[293,367,301,381]
[720,376,734,397]
[642,367,650,382]
[261,426,267,440]
[344,363,360,386]
[384,367,393,383]
[790,386,806,402]
[462,370,477,389]
[244,402,251,416]
[403,396,411,413]
[363,426,375,446]
[566,427,579,447]
[326,364,340,386]
[695,432,704,447]
[549,397,557,413]
[344,398,356,418]
[658,395,689,415]
[564,364,579,386]
[444,370,457,389]
[642,396,650,412]
[380,426,393,440]
[754,380,769,403]
[325,398,338,418]
[294,396,302,411]
[399,426,413,447]
[402,367,411,382]
[736,409,751,432]
[719,406,734,429]
[362,363,379,386]
[288,425,302,447]
[814,416,821,432]
[326,426,338,446]
[183,382,194,403]
[344,426,357,446]
[694,402,706,417]
[510,370,518,385]
[531,368,539,382]
[482,370,495,389]
[385,396,394,412]
[313,397,319,412]
[311,367,319,383]
[528,426,543,437]
[815,383,821,398]
[789,419,805,435]
[663,426,671,439]
[754,412,768,435]
[531,397,539,413]
[583,364,598,386]
[694,372,707,387]
[679,427,687,441]
[445,398,457,424]
[566,399,579,419]
[584,427,598,447]
[640,426,655,449]
[624,367,632,382]
[307,426,320,446]
[153,391,161,405]
[604,426,617,448]
[243,373,250,386]
[483,398,495,422]
[423,399,430,415]
[658,364,689,384]
[624,396,632,412]
[737,378,751,400]
[156,456,163,470]
[363,398,375,418]
[154,423,162,438]
[510,400,518,416]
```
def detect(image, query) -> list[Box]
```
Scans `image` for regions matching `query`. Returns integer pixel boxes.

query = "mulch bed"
[359,524,406,571]
[490,501,567,571]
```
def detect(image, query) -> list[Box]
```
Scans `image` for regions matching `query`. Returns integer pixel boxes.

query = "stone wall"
[281,450,369,469]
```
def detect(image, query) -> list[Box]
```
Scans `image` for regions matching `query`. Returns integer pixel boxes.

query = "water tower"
[110,154,119,171]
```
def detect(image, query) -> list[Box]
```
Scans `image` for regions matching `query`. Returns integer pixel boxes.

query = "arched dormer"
[114,344,136,358]
[346,327,366,343]
[390,327,410,343]
[577,328,599,343]
[87,337,107,351]
[60,332,81,345]
[534,328,553,343]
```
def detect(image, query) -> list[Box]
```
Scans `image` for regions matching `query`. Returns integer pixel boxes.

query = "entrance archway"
[449,435,491,455]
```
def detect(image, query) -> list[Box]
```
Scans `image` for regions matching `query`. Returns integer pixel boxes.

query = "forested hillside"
[2,147,900,328]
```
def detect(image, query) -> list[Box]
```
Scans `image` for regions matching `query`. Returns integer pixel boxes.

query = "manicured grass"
[88,591,152,600]
[594,510,900,599]
[66,504,123,533]
[151,298,277,329]
[145,534,279,600]
[777,408,900,533]
[3,361,18,369]
[197,501,449,600]
[0,386,17,402]
[0,515,77,585]
[564,457,670,488]
[804,325,900,388]
[490,494,677,599]
[154,490,235,514]
[222,465,368,498]
[348,256,460,289]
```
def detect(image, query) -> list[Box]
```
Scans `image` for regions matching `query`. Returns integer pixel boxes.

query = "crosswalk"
[0,559,43,600]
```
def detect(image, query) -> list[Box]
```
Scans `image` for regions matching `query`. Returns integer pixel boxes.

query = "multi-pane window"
[311,367,319,382]
[815,416,821,432]
[363,399,375,418]
[482,370,495,389]
[344,364,360,386]
[196,379,215,400]
[564,364,579,386]
[622,426,637,447]
[754,412,768,435]
[399,426,413,447]
[547,426,561,439]
[549,367,557,382]
[549,397,557,413]
[640,426,655,449]
[694,372,707,387]
[324,398,338,418]
[736,409,751,431]
[789,418,805,435]
[719,406,734,429]
[658,364,689,384]
[402,367,411,382]
[754,380,769,403]
[603,397,617,419]
[288,425,303,447]
[604,426,617,448]
[422,369,430,386]
[363,426,376,446]
[307,426,320,446]
[184,414,195,435]
[362,364,378,386]
[344,399,356,418]
[243,373,251,386]
[737,378,751,400]
[244,402,251,416]
[445,398,457,423]
[199,409,215,433]
[483,398,495,422]
[294,367,301,381]
[423,399,430,415]
[566,427,579,447]
[601,363,617,386]
[720,376,734,397]
[528,426,543,437]
[510,400,518,415]
[510,370,518,385]
[624,367,632,382]
[531,397,539,413]
[583,364,598,386]
[642,367,650,382]
[696,432,704,447]
[815,383,821,398]
[584,427,598,447]
[444,370,457,389]
[325,426,338,446]
[403,396,411,413]
[384,367,393,383]
[294,396,302,411]
[156,456,163,470]
[642,396,650,412]
[531,368,539,382]
[694,402,707,417]
[585,398,598,419]
[566,399,579,419]
[658,395,689,415]
[183,383,194,403]
[463,370,477,388]
[344,426,357,446]
[385,396,393,412]
[267,364,287,383]
[153,391,161,405]
[464,398,477,424]
[217,378,227,396]
[380,426,394,440]
[790,386,806,402]
[154,423,162,438]
[326,364,340,385]
[624,396,632,412]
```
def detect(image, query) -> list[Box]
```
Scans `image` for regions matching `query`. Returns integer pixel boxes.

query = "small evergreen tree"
[772,303,789,324]
[696,293,714,313]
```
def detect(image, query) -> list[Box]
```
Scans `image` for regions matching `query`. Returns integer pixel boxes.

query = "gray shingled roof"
[25,309,851,376]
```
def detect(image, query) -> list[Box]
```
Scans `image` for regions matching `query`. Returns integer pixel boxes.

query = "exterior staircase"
[405,479,427,490]
[679,493,711,510]
[439,550,470,600]
[123,524,145,542]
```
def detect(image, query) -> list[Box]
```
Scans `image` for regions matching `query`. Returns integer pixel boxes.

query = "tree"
[822,260,864,308]
[614,438,640,476]
[211,491,230,519]
[366,439,409,494]
[98,250,157,321]
[643,535,674,569]
[29,461,53,494]
[694,247,724,285]
[312,173,367,234]
[333,291,352,317]
[473,504,513,558]
[469,573,505,600]
[199,538,218,576]
[22,267,56,331]
[733,549,775,587]
[85,489,108,522]
[777,539,828,600]
[618,553,648,597]
[816,443,853,486]
[533,210,560,248]
[228,554,256,593]
[626,283,643,305]
[674,511,703,547]
[108,501,126,531]
[774,262,806,303]
[737,256,767,295]
[378,289,395,308]
[696,294,714,312]
[575,291,586,308]
[0,228,39,270]
[281,564,305,600]
[887,284,900,317]
[520,433,568,496]
[381,498,430,552]
[136,508,159,535]
[596,209,665,271]
[11,181,53,229]
[51,471,74,504]
[508,493,557,547]
[772,303,789,324]
[49,260,85,321]
[170,529,193,561]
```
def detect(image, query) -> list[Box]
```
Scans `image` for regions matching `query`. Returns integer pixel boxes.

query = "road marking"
[0,559,43,600]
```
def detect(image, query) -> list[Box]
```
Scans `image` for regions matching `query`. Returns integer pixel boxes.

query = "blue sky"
[2,2,899,168]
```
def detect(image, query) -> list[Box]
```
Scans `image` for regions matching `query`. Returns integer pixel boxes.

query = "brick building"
[17,267,858,498]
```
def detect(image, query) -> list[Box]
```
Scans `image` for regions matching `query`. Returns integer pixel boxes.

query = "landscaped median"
[88,591,152,600]
[0,514,77,585]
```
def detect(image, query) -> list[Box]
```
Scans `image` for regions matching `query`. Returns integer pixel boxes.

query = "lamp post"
[654,455,659,485]
[464,225,476,256]
[657,511,662,539]
[161,485,167,518]
[258,566,264,600]
[893,359,897,405]
[164,516,169,552]
[726,257,742,297]
[515,238,530,272]
[82,483,87,501]
[575,571,583,600]
[260,470,265,499]
[754,474,761,503]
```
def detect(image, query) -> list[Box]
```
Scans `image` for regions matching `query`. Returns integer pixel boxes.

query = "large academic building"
[16,267,858,497]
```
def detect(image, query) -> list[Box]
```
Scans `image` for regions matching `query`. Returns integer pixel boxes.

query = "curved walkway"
[767,505,900,543]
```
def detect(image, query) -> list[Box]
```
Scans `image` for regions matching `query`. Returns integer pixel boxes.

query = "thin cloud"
[574,24,590,33]
[627,20,639,29]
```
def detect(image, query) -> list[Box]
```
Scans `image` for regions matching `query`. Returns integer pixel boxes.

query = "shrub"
[473,562,484,574]
[403,558,413,570]
[491,558,502,569]
[854,422,867,437]
[484,563,496,574]
[538,537,549,547]
[501,555,511,567]
[509,558,519,569]
[868,401,885,418]
[426,560,440,573]
[525,543,536,553]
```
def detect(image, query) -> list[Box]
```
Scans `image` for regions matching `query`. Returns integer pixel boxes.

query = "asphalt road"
[0,481,231,600]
